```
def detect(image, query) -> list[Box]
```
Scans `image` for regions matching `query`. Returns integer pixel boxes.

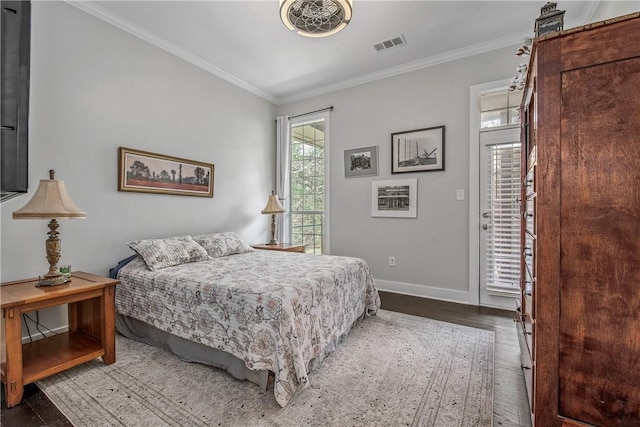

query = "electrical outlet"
[388,256,396,267]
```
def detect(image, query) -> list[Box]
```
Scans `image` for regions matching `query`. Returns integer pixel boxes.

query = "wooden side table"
[252,243,306,253]
[1,271,119,407]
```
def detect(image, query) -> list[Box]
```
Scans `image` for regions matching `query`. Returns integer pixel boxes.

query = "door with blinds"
[479,127,521,307]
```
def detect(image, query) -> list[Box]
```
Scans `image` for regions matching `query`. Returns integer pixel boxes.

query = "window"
[480,89,522,129]
[289,117,327,254]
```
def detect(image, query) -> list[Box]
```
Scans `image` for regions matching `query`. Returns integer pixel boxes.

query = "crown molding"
[275,31,530,105]
[65,1,278,104]
[63,1,603,107]
[275,1,605,105]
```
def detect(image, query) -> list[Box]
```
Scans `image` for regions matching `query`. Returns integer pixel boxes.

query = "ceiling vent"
[373,35,406,52]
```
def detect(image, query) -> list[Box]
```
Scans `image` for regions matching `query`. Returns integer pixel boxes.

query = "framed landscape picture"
[371,178,417,218]
[391,125,445,174]
[118,147,214,197]
[344,146,378,177]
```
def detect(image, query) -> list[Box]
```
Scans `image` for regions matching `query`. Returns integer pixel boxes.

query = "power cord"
[22,313,33,342]
[22,311,59,340]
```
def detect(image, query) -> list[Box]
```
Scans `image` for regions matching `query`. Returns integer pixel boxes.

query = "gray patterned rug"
[38,310,494,426]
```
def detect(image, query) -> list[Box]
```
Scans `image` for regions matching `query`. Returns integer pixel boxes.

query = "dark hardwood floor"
[1,291,531,426]
[0,383,72,427]
[380,291,532,426]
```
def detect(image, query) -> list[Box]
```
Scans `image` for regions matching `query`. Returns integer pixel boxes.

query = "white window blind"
[485,142,521,295]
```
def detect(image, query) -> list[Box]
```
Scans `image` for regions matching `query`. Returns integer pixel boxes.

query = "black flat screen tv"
[1,0,30,202]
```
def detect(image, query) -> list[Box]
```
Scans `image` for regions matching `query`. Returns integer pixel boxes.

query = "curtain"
[275,116,291,243]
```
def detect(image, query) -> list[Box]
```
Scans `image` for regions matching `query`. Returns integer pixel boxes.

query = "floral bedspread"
[115,250,380,407]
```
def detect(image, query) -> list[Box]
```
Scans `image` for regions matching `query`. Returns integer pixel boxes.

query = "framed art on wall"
[391,125,445,173]
[344,146,378,177]
[371,178,417,218]
[118,147,215,197]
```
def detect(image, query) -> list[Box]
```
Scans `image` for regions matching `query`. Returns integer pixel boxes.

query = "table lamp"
[261,191,285,245]
[12,169,87,286]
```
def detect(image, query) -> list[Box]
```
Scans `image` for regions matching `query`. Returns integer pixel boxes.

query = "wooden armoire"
[517,13,640,427]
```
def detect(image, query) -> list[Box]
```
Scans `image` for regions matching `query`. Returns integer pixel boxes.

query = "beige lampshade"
[261,194,285,214]
[13,170,87,220]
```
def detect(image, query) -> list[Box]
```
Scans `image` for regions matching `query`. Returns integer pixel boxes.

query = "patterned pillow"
[192,232,254,258]
[128,235,209,271]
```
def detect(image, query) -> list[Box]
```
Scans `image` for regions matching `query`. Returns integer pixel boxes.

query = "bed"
[111,232,380,407]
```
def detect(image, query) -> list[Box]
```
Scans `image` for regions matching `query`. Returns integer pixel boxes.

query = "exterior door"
[479,127,521,308]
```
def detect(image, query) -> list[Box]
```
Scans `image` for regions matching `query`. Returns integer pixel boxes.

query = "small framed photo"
[344,146,378,178]
[371,178,417,218]
[391,125,445,174]
[118,147,215,197]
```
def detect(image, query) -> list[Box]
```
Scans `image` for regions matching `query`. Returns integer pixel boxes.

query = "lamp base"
[266,213,279,246]
[36,274,71,287]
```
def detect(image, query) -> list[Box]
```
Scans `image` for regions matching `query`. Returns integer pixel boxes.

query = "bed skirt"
[115,314,270,390]
[116,310,369,402]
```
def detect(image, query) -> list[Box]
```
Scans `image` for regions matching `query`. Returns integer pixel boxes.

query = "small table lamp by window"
[261,191,285,245]
[13,169,87,286]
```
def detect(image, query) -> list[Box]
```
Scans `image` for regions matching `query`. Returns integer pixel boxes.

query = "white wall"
[277,47,522,304]
[0,2,275,334]
[276,3,640,305]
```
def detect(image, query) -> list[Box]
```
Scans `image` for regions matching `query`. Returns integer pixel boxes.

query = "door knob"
[482,224,489,230]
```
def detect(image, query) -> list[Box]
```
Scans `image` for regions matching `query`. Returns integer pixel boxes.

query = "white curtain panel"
[275,116,291,243]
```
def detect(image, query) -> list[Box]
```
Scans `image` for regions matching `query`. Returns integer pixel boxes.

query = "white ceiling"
[69,1,599,104]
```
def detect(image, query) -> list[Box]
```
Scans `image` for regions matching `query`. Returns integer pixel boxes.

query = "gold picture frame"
[118,147,214,197]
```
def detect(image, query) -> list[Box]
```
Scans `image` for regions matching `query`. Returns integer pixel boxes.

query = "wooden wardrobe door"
[559,57,640,425]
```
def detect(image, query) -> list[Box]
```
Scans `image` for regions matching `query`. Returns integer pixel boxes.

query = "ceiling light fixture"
[280,0,353,38]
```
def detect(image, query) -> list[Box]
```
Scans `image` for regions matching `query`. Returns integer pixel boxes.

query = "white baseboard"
[21,325,69,344]
[480,293,519,311]
[375,279,471,305]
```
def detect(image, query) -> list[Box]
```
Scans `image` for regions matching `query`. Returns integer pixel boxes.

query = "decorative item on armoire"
[535,2,565,37]
[509,1,566,92]
[509,38,532,91]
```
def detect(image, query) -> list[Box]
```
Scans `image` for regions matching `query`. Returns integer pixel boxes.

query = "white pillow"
[128,235,209,271]
[192,232,254,258]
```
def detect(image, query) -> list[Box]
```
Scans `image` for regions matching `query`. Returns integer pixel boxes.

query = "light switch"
[456,189,465,201]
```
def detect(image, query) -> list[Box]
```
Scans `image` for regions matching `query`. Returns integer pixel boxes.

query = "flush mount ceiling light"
[280,0,353,38]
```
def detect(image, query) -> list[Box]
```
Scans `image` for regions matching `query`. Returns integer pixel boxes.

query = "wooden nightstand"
[1,272,119,408]
[252,243,306,253]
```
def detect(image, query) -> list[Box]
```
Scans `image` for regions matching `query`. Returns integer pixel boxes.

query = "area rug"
[38,310,494,426]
